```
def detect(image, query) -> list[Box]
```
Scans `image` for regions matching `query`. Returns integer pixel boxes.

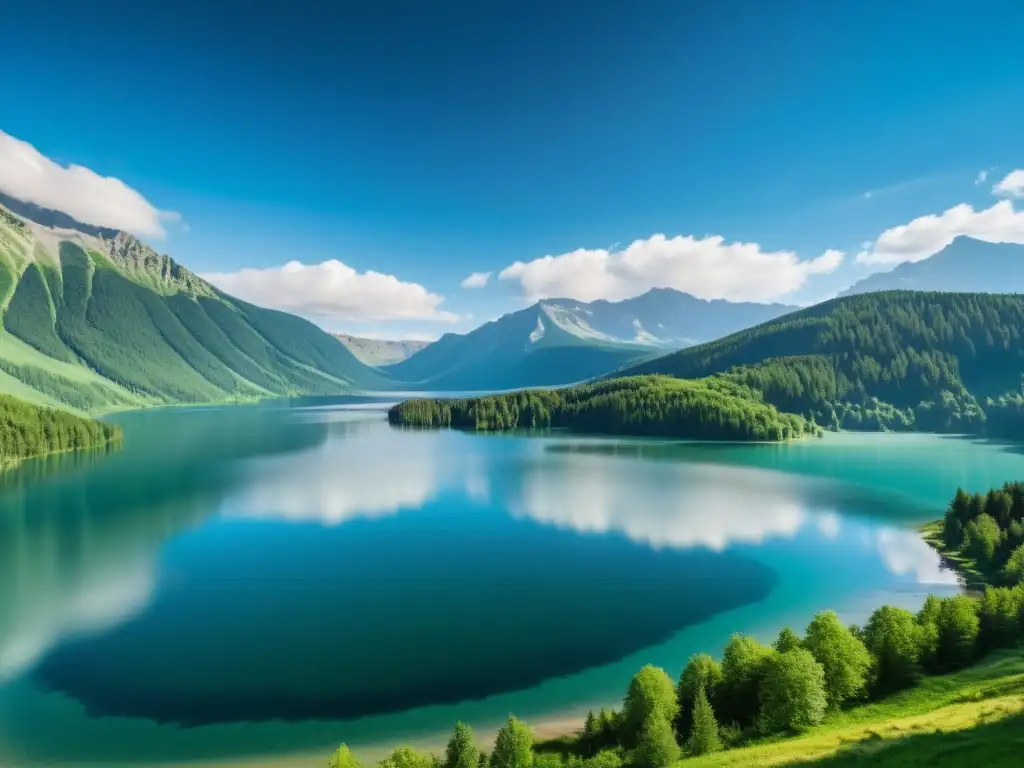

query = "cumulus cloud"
[460,271,492,289]
[856,200,1024,266]
[0,129,178,237]
[203,260,459,323]
[497,234,843,303]
[993,169,1024,198]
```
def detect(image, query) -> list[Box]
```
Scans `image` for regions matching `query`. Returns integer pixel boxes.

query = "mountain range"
[4,185,1024,415]
[841,237,1024,296]
[383,290,797,390]
[0,200,386,413]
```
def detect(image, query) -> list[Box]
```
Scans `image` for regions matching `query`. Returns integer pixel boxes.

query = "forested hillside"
[0,202,387,413]
[0,393,120,465]
[621,292,1024,434]
[389,376,818,441]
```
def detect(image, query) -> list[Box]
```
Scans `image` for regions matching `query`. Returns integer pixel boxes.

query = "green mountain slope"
[386,289,796,390]
[0,201,388,413]
[620,291,1024,434]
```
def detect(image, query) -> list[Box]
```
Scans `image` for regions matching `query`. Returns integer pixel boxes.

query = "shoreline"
[121,713,587,768]
[919,520,989,592]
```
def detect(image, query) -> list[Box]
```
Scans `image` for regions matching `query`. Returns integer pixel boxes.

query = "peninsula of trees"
[935,482,1024,586]
[0,393,121,466]
[388,376,820,442]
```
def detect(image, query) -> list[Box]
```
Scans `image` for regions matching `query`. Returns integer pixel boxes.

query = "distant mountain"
[620,291,1024,435]
[842,237,1024,296]
[334,334,432,366]
[386,288,797,390]
[0,200,388,413]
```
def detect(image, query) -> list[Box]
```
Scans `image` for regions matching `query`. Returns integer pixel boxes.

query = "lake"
[1,397,1021,767]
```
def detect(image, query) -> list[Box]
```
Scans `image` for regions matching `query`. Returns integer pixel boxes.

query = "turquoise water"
[1,399,1022,766]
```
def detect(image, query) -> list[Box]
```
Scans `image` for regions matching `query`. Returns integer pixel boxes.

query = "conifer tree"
[686,685,721,756]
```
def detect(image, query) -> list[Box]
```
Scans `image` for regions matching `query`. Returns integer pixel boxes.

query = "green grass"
[681,648,1024,767]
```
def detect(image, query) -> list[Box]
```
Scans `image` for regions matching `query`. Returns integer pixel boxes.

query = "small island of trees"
[388,376,820,442]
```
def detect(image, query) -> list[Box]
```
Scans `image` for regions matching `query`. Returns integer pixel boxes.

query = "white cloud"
[975,168,992,185]
[498,234,843,303]
[460,271,492,289]
[856,200,1024,266]
[203,260,459,323]
[0,129,178,237]
[993,169,1024,198]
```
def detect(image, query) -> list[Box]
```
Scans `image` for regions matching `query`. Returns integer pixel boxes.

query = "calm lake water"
[1,398,1022,767]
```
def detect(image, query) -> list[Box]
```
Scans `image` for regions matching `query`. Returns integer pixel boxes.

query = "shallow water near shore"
[1,398,1020,767]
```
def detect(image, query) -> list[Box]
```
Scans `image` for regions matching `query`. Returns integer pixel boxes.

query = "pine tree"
[581,710,597,756]
[686,686,721,756]
[328,744,362,768]
[444,722,479,768]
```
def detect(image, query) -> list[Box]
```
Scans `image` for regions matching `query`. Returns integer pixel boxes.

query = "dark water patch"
[32,508,777,726]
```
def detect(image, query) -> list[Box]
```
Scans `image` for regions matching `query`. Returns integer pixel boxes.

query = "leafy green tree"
[328,744,362,768]
[978,586,1023,651]
[620,665,679,747]
[444,722,479,768]
[862,605,921,694]
[772,627,803,654]
[584,752,623,768]
[378,747,435,768]
[675,653,722,740]
[491,715,534,768]
[633,713,679,768]
[1003,543,1024,584]
[964,513,1004,566]
[686,685,721,756]
[757,649,827,734]
[718,634,772,727]
[922,596,980,672]
[803,611,872,708]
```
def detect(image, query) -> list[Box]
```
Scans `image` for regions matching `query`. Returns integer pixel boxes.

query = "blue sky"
[1,0,1023,339]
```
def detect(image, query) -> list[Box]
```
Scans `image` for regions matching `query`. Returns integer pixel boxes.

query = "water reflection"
[0,406,328,682]
[874,528,960,586]
[506,449,810,551]
[226,415,459,523]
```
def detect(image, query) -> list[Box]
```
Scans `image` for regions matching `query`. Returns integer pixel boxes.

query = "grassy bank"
[683,646,1024,767]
